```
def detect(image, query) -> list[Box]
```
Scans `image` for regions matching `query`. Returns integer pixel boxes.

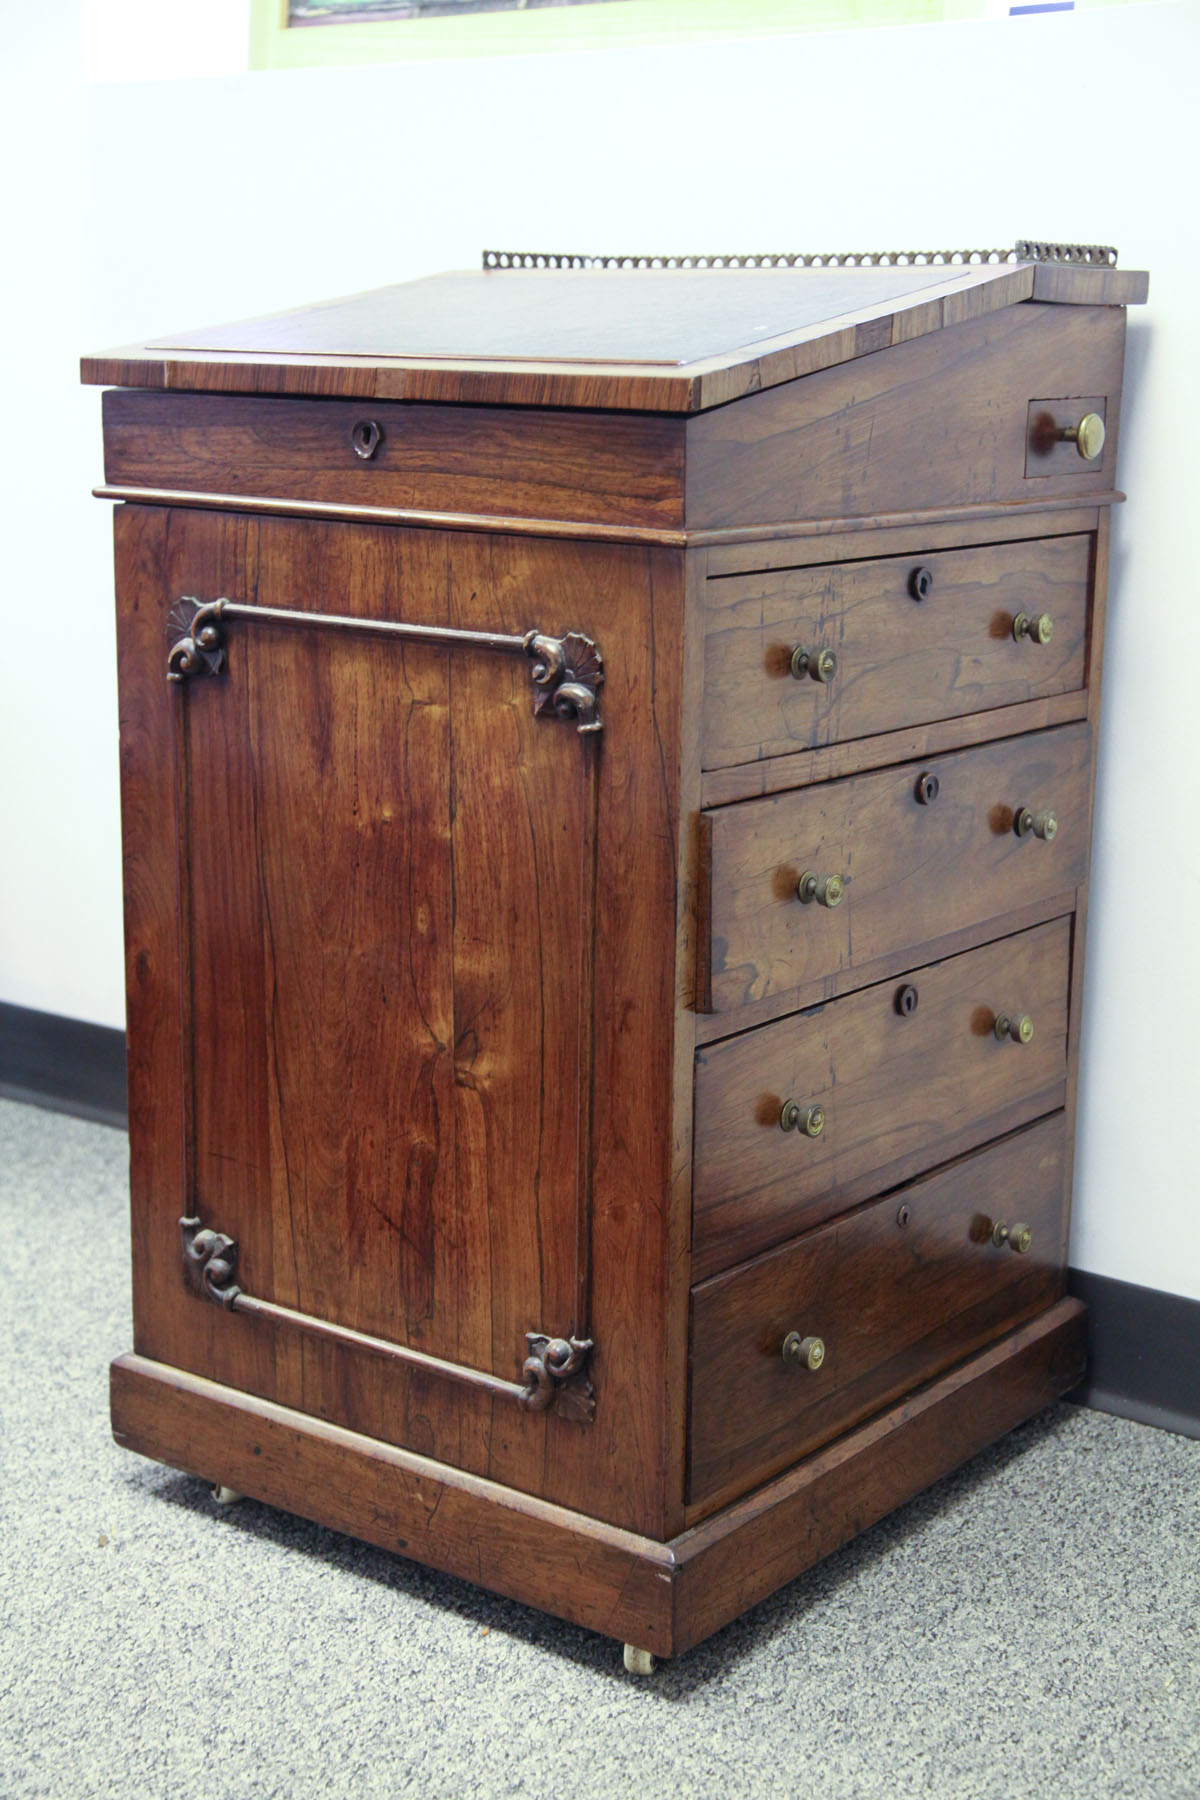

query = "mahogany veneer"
[86,250,1144,1663]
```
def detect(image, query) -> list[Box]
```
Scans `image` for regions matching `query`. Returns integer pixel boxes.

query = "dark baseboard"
[1067,1269,1200,1442]
[1,1002,1195,1439]
[0,1001,127,1130]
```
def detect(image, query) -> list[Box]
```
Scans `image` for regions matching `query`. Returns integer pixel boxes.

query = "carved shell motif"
[526,631,604,733]
[167,597,226,682]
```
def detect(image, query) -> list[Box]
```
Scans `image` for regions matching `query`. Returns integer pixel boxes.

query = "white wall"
[3,2,1197,1298]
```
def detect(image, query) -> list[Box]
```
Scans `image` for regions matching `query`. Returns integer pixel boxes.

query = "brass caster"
[211,1484,245,1507]
[623,1644,657,1675]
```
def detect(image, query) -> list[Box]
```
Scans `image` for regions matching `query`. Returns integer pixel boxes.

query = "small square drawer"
[693,916,1070,1271]
[703,721,1090,1016]
[701,534,1091,772]
[687,1115,1067,1509]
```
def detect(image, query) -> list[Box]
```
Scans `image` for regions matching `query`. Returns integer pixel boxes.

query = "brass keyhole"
[351,419,383,460]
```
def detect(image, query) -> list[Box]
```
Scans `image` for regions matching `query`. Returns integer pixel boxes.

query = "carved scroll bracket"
[180,1214,242,1308]
[165,597,604,734]
[520,1333,596,1423]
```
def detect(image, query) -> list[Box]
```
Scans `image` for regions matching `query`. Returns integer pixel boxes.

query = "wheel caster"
[211,1484,245,1507]
[623,1644,657,1675]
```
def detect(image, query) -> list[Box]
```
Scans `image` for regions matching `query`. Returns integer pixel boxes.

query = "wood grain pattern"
[685,305,1126,527]
[702,534,1091,771]
[688,1116,1067,1509]
[102,391,686,532]
[706,722,1092,1016]
[110,1353,678,1654]
[115,503,687,1537]
[693,918,1071,1271]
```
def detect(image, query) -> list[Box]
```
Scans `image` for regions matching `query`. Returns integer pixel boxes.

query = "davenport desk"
[84,243,1148,1669]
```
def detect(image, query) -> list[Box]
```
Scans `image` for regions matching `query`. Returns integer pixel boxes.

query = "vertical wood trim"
[1061,510,1112,1262]
[573,732,602,1339]
[663,545,710,1537]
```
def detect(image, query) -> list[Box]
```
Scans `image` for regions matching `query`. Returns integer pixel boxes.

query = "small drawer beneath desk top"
[693,916,1071,1272]
[687,1115,1067,1510]
[701,534,1091,772]
[704,721,1090,1017]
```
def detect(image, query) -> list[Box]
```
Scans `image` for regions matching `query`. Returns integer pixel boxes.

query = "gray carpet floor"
[1,1095,1197,1800]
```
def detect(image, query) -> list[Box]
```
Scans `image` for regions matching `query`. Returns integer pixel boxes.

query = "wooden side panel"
[686,305,1126,529]
[114,505,686,1536]
[102,391,686,532]
[693,918,1071,1270]
[688,1116,1067,1509]
[706,722,1092,1016]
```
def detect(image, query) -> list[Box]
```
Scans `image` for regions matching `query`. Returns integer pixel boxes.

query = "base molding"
[1067,1270,1200,1441]
[111,1299,1085,1659]
[0,1001,126,1129]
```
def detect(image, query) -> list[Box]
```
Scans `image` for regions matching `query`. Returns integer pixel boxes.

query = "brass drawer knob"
[780,1099,824,1138]
[994,1012,1034,1045]
[1014,806,1058,841]
[1058,412,1106,461]
[782,1331,826,1371]
[791,645,837,683]
[991,1220,1034,1254]
[797,870,844,908]
[1012,611,1054,645]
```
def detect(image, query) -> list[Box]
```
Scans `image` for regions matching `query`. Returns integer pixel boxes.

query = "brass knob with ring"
[1058,412,1106,461]
[1012,611,1054,646]
[782,1331,826,1371]
[994,1012,1034,1045]
[780,1099,825,1138]
[797,870,845,908]
[351,419,383,460]
[909,566,934,602]
[915,771,940,806]
[790,645,838,683]
[1014,806,1058,841]
[990,1220,1034,1254]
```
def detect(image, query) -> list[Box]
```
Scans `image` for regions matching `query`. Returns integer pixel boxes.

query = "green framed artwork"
[249,0,1148,71]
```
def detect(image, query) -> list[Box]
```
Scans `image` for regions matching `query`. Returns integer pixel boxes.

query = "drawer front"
[101,390,685,532]
[694,917,1071,1269]
[701,534,1091,772]
[706,721,1090,1015]
[688,1116,1067,1508]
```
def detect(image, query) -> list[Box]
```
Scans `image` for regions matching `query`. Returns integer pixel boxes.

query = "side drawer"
[705,721,1090,1016]
[687,1116,1068,1510]
[694,916,1071,1271]
[701,534,1091,772]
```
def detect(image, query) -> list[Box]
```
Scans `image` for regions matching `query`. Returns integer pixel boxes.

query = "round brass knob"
[1058,412,1106,461]
[797,871,845,908]
[780,1100,825,1137]
[990,1220,1034,1254]
[909,566,934,602]
[994,1013,1034,1045]
[1012,611,1054,645]
[1014,806,1058,841]
[790,645,837,683]
[782,1332,826,1371]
